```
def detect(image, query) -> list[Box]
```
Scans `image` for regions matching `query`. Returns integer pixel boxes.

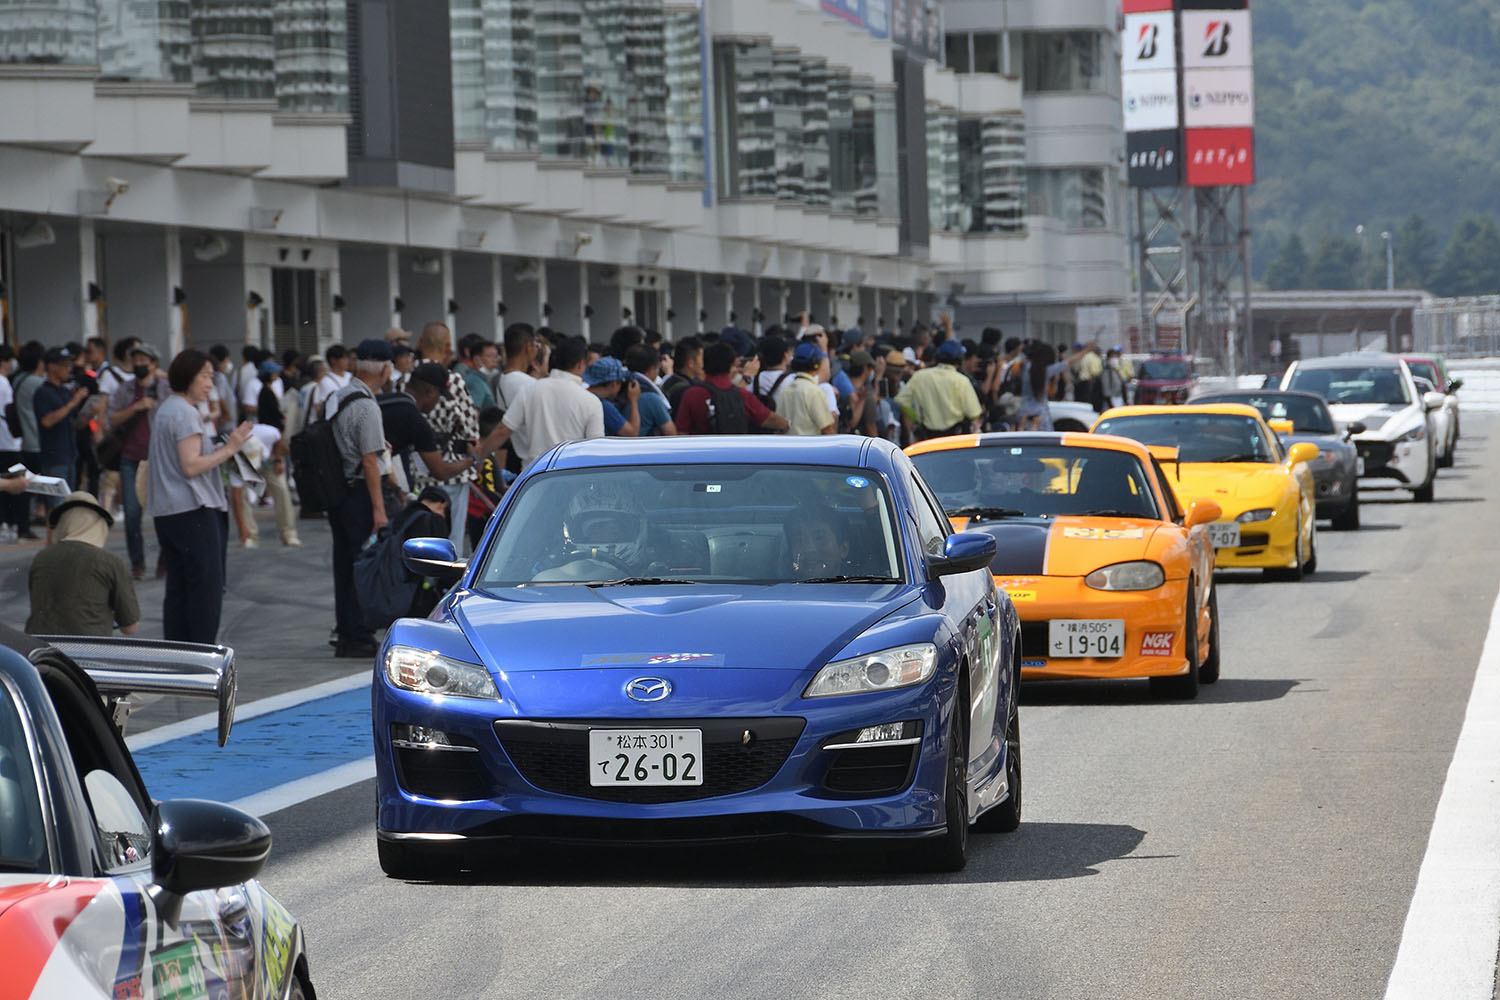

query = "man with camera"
[34,346,91,510]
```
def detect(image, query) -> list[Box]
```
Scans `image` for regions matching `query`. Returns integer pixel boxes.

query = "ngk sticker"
[1141,631,1176,656]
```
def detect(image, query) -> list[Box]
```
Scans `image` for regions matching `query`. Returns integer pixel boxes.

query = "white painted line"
[229,757,377,818]
[1384,586,1500,999]
[127,670,371,751]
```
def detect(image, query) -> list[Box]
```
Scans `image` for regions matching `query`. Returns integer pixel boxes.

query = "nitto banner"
[1124,69,1180,132]
[1122,12,1177,74]
[1184,67,1255,128]
[1127,129,1185,187]
[1181,10,1254,70]
[1185,127,1255,186]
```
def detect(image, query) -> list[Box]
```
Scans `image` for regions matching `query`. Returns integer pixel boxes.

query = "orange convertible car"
[908,432,1222,698]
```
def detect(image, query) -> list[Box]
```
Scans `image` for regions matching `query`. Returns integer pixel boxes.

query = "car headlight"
[1084,560,1165,591]
[804,643,938,698]
[1236,508,1274,523]
[1396,424,1425,442]
[384,645,499,700]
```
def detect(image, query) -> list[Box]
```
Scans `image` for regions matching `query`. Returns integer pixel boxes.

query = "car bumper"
[1000,576,1193,681]
[1355,438,1427,484]
[1311,466,1356,516]
[372,674,959,841]
[1209,515,1299,570]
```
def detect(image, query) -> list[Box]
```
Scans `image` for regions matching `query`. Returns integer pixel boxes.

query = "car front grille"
[1020,623,1050,660]
[1357,440,1394,470]
[820,744,920,796]
[394,747,493,801]
[494,718,805,804]
[1239,532,1270,547]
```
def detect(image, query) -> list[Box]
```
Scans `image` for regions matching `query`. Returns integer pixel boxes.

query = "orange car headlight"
[1084,561,1166,591]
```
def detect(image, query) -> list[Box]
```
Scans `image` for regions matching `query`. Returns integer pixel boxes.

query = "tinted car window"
[1406,360,1440,387]
[0,682,47,872]
[1286,365,1411,405]
[1094,413,1275,464]
[1204,394,1335,434]
[476,465,903,585]
[913,445,1160,520]
[1139,360,1190,380]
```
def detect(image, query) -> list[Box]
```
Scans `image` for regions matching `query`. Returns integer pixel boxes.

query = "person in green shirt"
[780,343,837,436]
[26,491,140,637]
[895,340,984,440]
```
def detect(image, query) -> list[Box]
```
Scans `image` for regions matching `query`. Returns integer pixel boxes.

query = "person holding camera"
[34,346,91,510]
[106,342,163,579]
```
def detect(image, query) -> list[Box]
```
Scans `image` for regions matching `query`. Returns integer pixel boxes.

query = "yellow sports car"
[908,432,1222,698]
[1092,404,1320,580]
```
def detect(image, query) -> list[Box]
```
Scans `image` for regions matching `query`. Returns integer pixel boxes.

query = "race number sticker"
[846,476,869,488]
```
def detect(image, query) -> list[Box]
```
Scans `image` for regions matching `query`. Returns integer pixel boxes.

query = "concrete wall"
[339,246,392,346]
[450,254,498,341]
[11,219,82,345]
[100,232,170,348]
[181,253,246,355]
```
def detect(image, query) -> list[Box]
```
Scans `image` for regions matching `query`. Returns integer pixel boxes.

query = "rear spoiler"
[1146,445,1181,481]
[37,636,236,746]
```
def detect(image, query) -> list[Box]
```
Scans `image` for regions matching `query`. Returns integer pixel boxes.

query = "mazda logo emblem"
[625,677,672,702]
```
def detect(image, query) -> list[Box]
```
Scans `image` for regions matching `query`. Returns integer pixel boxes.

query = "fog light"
[856,722,907,743]
[392,723,462,749]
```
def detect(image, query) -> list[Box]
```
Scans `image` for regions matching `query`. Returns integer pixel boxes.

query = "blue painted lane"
[133,687,373,802]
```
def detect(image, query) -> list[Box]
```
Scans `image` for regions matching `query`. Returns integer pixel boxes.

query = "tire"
[288,973,309,1000]
[377,837,462,881]
[1054,419,1090,433]
[1151,587,1201,700]
[910,694,970,872]
[1412,464,1435,503]
[1198,587,1221,685]
[1331,484,1360,531]
[974,684,1022,834]
[1264,514,1305,582]
[1437,444,1454,469]
[1303,520,1318,575]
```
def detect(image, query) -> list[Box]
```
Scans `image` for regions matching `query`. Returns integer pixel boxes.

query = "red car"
[1133,354,1196,404]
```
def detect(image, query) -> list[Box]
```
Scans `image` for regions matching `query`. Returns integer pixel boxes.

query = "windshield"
[1405,360,1440,387]
[1139,359,1190,380]
[1094,413,1277,464]
[0,682,47,873]
[1286,365,1411,405]
[911,445,1160,520]
[1203,394,1335,434]
[475,464,903,586]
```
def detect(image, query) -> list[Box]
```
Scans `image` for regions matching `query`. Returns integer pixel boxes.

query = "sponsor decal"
[1063,526,1146,540]
[1185,127,1255,187]
[1182,11,1253,70]
[1184,68,1255,128]
[1123,69,1180,132]
[845,476,869,488]
[112,976,144,1000]
[1122,0,1173,11]
[257,895,296,999]
[1004,589,1037,602]
[1141,631,1175,656]
[1122,13,1175,72]
[150,942,207,1000]
[582,653,724,667]
[1021,659,1048,668]
[1127,129,1184,188]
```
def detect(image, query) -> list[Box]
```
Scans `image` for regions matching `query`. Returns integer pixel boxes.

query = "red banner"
[1122,0,1174,11]
[1185,127,1255,186]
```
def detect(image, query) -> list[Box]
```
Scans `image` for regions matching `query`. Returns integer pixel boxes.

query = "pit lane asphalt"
[9,422,1498,999]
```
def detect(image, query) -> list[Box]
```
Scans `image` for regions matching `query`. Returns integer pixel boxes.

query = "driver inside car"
[787,506,851,580]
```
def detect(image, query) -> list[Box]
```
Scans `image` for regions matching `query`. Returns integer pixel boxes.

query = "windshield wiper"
[948,506,1028,520]
[795,575,902,584]
[1082,509,1146,518]
[1208,453,1267,463]
[585,577,700,588]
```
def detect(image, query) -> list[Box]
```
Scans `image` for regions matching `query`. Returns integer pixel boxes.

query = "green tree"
[1306,235,1360,290]
[1431,216,1500,297]
[1393,213,1438,290]
[1266,233,1310,290]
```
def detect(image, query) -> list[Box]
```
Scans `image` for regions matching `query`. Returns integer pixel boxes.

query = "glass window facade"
[536,1,585,159]
[0,0,98,65]
[274,0,346,112]
[662,8,702,184]
[625,1,667,175]
[959,114,1026,234]
[1027,167,1109,230]
[192,0,276,100]
[713,38,775,198]
[482,0,537,153]
[772,48,803,202]
[98,0,191,81]
[1016,31,1111,94]
[800,58,830,208]
[578,0,629,169]
[926,105,959,233]
[825,68,853,212]
[451,0,486,141]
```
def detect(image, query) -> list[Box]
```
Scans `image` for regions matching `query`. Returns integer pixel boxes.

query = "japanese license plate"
[1048,620,1125,659]
[1207,522,1241,548]
[589,729,704,786]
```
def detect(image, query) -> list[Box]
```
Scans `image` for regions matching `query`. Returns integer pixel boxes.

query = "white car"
[1280,354,1441,503]
[1410,374,1456,468]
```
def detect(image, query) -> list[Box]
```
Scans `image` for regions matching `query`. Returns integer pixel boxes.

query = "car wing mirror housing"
[403,537,468,580]
[1423,391,1446,411]
[1267,418,1294,435]
[1184,498,1223,529]
[1286,442,1319,467]
[929,531,998,579]
[1344,421,1367,437]
[1448,377,1464,393]
[149,799,271,926]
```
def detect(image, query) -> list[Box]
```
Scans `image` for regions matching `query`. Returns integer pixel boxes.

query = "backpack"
[353,505,449,629]
[753,371,793,412]
[5,371,36,439]
[705,383,749,434]
[289,392,364,514]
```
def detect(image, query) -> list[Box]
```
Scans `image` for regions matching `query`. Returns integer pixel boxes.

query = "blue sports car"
[373,437,1022,874]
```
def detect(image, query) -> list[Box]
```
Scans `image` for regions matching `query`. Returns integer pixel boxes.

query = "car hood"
[447,584,923,677]
[954,515,1163,578]
[1164,463,1295,509]
[1326,402,1414,435]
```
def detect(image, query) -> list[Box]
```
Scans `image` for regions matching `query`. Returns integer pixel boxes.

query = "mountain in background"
[1252,0,1500,292]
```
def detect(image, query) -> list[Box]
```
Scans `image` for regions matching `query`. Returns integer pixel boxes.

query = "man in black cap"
[326,338,394,657]
[34,346,90,507]
[384,362,483,491]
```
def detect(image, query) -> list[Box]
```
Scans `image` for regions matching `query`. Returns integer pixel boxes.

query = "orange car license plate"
[1049,620,1125,658]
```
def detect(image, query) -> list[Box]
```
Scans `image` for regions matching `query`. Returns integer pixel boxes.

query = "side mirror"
[928,531,998,578]
[1184,498,1223,529]
[1344,421,1367,437]
[1423,391,1446,412]
[1286,442,1319,467]
[150,799,271,926]
[1448,377,1464,393]
[403,537,467,579]
[1267,418,1294,435]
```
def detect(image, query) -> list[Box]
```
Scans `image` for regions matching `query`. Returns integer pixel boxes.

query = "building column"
[79,219,98,343]
[164,227,184,355]
[327,252,343,346]
[387,247,402,331]
[490,255,504,339]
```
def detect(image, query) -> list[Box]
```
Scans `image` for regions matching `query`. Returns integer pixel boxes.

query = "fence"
[1414,297,1500,358]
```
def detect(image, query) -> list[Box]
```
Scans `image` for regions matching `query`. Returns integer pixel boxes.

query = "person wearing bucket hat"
[582,356,641,437]
[895,336,983,441]
[26,491,140,637]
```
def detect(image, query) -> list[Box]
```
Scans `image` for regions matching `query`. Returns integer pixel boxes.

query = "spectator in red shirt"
[676,343,789,435]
